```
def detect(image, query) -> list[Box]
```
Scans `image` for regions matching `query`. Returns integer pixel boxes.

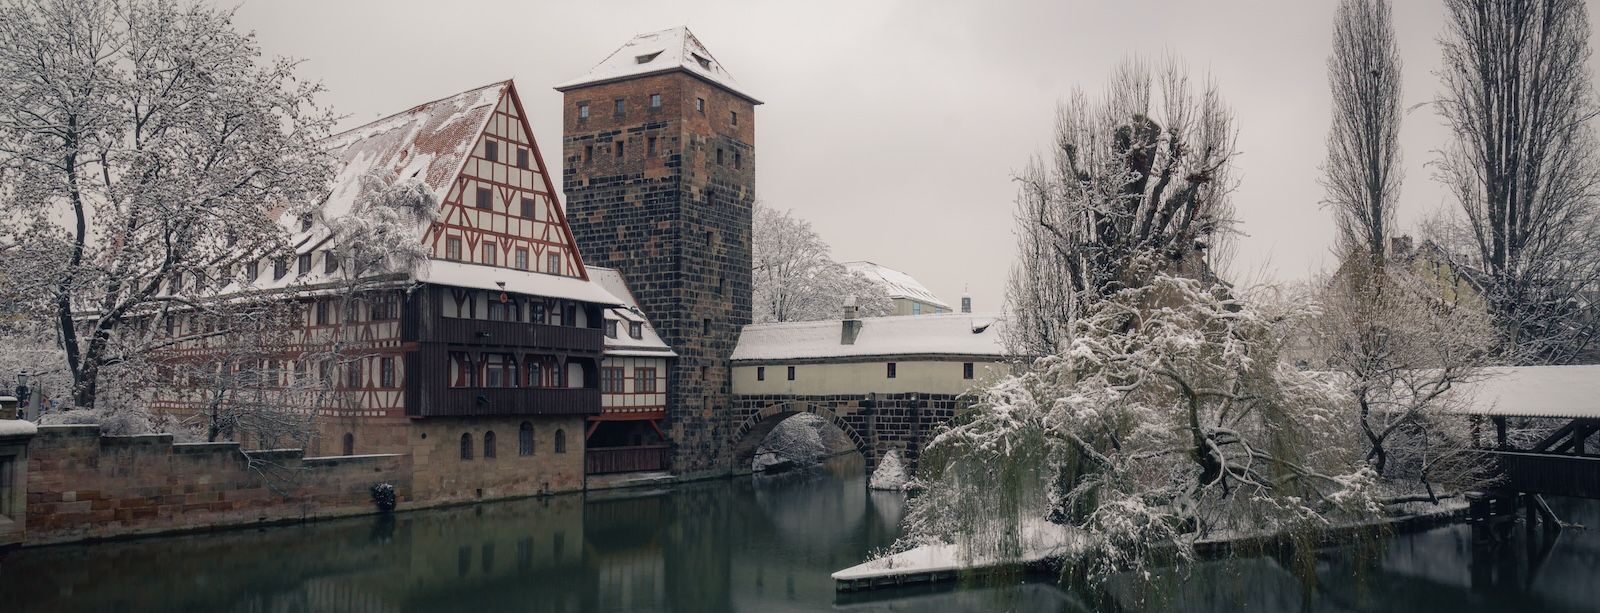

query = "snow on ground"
[833,518,1082,582]
[869,448,909,491]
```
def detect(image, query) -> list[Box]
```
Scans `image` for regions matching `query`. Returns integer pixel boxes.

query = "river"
[1,453,1596,612]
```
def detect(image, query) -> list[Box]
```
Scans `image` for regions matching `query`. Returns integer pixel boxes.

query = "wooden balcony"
[429,318,603,354]
[412,387,601,418]
[586,445,671,474]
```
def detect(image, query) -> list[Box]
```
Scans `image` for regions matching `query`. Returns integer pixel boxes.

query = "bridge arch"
[731,401,870,474]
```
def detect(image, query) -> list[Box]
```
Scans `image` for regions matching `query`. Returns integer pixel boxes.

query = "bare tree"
[1436,0,1600,363]
[1005,58,1238,355]
[0,0,335,409]
[751,202,892,323]
[1323,0,1403,269]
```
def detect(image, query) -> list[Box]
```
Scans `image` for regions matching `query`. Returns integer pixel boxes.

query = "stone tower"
[557,28,758,477]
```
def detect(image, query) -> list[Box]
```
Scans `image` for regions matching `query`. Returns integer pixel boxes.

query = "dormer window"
[299,214,312,232]
[605,320,618,339]
[636,51,662,64]
[629,322,643,339]
[691,53,711,70]
[297,253,312,276]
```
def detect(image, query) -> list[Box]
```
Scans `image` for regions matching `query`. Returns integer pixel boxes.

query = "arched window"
[460,433,473,460]
[554,429,567,454]
[484,430,497,459]
[342,433,354,456]
[519,422,534,456]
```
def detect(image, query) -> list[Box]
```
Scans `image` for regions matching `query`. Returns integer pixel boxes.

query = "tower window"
[730,111,738,126]
[696,97,705,113]
[648,137,657,157]
[613,98,624,115]
[584,145,593,163]
[734,152,742,170]
[650,93,661,108]
[716,148,723,165]
[476,187,492,209]
[484,139,498,162]
[703,318,712,335]
[578,102,589,119]
[691,53,711,70]
[636,51,662,64]
[615,141,625,159]
[516,148,529,169]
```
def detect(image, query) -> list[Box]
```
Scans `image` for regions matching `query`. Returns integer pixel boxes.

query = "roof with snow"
[842,261,951,311]
[555,27,761,104]
[731,314,1007,362]
[1444,365,1600,420]
[588,267,675,358]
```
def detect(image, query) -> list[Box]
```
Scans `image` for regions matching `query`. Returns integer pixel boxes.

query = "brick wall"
[24,425,412,545]
[730,393,965,472]
[562,71,756,478]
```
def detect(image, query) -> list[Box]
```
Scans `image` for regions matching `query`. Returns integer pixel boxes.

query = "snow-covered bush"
[904,275,1381,583]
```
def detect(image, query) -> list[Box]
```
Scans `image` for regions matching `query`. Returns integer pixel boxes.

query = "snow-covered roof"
[842,261,951,310]
[0,419,38,438]
[1446,365,1600,419]
[732,314,1007,362]
[417,260,623,307]
[587,267,675,358]
[555,27,761,104]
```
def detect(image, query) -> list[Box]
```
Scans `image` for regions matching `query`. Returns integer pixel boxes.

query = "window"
[887,362,897,378]
[787,366,796,381]
[484,139,498,162]
[460,433,473,460]
[318,360,332,386]
[615,140,625,159]
[315,300,330,325]
[716,148,723,165]
[601,367,625,393]
[246,261,259,282]
[299,214,313,232]
[488,296,510,321]
[324,252,338,274]
[635,367,657,393]
[648,136,657,157]
[515,248,529,270]
[629,321,643,339]
[650,93,661,108]
[730,110,738,126]
[520,196,534,218]
[584,144,593,162]
[530,301,546,325]
[342,433,354,456]
[913,302,923,315]
[734,152,742,170]
[963,362,975,380]
[605,320,618,338]
[695,97,705,113]
[380,357,396,388]
[483,431,497,459]
[757,366,765,381]
[484,353,516,388]
[476,186,492,209]
[519,422,534,456]
[274,258,288,279]
[297,253,311,275]
[371,294,398,320]
[613,98,624,114]
[703,318,712,335]
[547,253,561,275]
[578,102,589,119]
[704,230,715,248]
[447,237,463,260]
[347,360,362,389]
[554,429,567,454]
[481,242,497,266]
[516,147,529,169]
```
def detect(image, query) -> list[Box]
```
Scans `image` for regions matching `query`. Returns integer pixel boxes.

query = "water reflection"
[2,457,1597,613]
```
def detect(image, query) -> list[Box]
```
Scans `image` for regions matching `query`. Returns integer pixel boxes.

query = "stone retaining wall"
[24,425,412,545]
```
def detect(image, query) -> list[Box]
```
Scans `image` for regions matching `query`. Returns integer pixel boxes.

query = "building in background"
[588,267,675,475]
[843,261,951,316]
[558,27,760,478]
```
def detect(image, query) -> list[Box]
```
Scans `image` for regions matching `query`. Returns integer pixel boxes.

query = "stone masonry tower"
[557,28,758,477]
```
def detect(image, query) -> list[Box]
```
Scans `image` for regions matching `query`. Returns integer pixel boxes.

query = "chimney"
[961,287,972,314]
[841,296,862,345]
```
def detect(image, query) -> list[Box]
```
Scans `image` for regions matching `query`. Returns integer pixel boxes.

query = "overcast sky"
[225,0,1600,314]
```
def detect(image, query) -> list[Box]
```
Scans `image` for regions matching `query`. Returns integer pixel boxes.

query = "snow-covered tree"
[752,203,892,323]
[907,275,1380,584]
[1006,58,1238,356]
[0,0,335,409]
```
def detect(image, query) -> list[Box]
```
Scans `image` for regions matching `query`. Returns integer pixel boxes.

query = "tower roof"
[555,27,761,104]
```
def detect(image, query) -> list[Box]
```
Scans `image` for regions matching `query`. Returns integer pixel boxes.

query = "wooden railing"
[430,318,603,353]
[586,445,670,475]
[414,387,601,418]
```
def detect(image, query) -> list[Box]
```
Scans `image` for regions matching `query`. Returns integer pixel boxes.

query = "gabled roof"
[731,314,1007,362]
[555,27,761,104]
[588,267,675,358]
[843,261,951,310]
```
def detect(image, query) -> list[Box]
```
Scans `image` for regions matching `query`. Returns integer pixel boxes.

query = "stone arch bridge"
[728,393,968,475]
